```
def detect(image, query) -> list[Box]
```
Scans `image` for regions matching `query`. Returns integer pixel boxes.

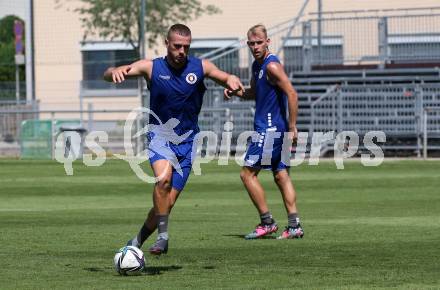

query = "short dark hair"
[167,24,192,39]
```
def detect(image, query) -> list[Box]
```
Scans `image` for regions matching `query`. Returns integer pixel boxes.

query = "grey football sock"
[260,211,274,225]
[288,213,299,228]
[158,232,169,240]
[157,214,169,240]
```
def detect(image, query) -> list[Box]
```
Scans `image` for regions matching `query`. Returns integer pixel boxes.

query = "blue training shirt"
[149,56,206,141]
[252,54,288,132]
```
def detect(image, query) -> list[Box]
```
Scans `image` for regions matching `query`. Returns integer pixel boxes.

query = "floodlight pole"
[139,0,146,108]
[317,0,322,66]
[25,0,35,103]
[15,64,20,104]
[138,0,147,154]
[140,0,146,62]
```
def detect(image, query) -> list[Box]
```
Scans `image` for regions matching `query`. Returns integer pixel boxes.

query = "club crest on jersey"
[186,73,197,84]
[258,69,263,79]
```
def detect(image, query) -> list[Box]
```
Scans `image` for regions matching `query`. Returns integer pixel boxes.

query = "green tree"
[0,15,25,83]
[59,0,220,51]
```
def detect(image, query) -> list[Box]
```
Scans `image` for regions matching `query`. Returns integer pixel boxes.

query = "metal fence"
[423,106,440,158]
[310,84,440,155]
[200,0,309,82]
[0,81,27,101]
[2,7,440,157]
[0,109,140,157]
[201,86,255,138]
[307,13,440,68]
[202,9,440,78]
[0,100,38,142]
[0,106,232,157]
[311,84,440,134]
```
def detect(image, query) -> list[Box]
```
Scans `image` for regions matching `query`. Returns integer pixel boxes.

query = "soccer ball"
[113,246,145,275]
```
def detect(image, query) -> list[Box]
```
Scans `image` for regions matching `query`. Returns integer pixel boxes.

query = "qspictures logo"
[55,107,386,182]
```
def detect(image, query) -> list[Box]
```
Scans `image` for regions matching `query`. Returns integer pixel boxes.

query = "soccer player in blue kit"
[225,24,304,240]
[104,24,244,255]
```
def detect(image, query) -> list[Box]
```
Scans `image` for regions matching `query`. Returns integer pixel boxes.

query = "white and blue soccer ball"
[113,246,145,276]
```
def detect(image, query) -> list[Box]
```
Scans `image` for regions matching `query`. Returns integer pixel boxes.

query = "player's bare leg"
[148,160,173,254]
[273,169,297,214]
[241,166,278,239]
[152,159,173,214]
[273,169,304,239]
[241,166,267,213]
[127,188,182,248]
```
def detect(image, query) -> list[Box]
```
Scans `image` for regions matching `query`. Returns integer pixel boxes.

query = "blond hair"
[247,24,268,38]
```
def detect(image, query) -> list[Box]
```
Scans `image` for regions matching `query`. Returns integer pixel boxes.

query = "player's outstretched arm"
[103,59,152,83]
[202,59,245,94]
[266,62,298,140]
[224,77,256,100]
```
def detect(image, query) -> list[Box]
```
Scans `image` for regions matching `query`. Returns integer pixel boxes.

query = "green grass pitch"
[0,159,439,289]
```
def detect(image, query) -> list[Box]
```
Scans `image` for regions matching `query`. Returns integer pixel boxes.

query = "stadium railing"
[310,84,440,156]
[0,107,231,159]
[423,106,440,158]
[200,7,440,80]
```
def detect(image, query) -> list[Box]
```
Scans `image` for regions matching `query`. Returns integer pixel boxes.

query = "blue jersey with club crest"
[252,54,288,132]
[149,56,206,141]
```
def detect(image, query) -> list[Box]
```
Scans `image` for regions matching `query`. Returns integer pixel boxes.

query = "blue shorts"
[146,133,195,191]
[244,131,289,171]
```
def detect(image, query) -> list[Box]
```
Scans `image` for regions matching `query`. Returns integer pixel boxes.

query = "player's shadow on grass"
[84,267,106,272]
[223,234,277,239]
[82,266,182,276]
[144,265,182,275]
